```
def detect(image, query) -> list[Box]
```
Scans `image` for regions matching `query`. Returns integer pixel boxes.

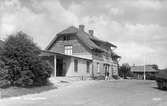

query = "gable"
[47,34,92,56]
[46,26,78,50]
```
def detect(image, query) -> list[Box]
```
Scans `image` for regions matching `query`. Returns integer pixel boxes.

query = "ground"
[1,80,167,106]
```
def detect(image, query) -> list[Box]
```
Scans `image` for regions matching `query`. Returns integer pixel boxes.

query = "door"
[56,58,63,76]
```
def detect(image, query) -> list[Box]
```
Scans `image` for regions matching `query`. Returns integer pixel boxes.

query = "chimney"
[79,25,85,31]
[88,30,94,36]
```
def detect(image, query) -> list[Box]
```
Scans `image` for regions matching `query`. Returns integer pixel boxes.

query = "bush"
[112,75,119,80]
[1,32,52,87]
[0,65,8,81]
[146,74,156,80]
[0,80,11,88]
[94,75,105,80]
[0,60,10,88]
[155,69,167,90]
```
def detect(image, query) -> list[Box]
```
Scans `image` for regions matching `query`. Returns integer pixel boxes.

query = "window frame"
[64,45,72,55]
[63,35,71,41]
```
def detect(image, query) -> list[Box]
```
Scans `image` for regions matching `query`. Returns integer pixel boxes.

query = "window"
[97,62,100,73]
[74,59,78,72]
[64,45,72,55]
[87,61,90,73]
[63,35,71,41]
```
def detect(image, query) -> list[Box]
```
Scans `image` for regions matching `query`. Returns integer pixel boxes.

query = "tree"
[152,64,159,70]
[1,32,52,87]
[119,63,131,79]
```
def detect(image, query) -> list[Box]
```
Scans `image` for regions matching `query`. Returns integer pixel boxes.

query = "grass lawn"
[0,83,57,99]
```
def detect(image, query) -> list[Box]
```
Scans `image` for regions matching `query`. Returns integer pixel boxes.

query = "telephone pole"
[144,58,146,80]
[143,35,146,80]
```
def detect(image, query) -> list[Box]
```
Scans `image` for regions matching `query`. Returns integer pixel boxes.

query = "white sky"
[0,0,167,69]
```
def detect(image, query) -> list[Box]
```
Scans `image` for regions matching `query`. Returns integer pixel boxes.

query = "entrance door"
[56,58,63,76]
[104,64,109,76]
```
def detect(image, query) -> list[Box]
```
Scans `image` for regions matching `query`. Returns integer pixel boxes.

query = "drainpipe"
[117,58,121,76]
[92,60,95,80]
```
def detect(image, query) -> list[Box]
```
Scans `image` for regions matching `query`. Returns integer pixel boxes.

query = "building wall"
[112,62,118,75]
[92,59,114,77]
[133,72,157,80]
[92,50,118,77]
[46,34,119,78]
[62,56,72,76]
[66,57,92,77]
[42,52,118,78]
[48,34,92,59]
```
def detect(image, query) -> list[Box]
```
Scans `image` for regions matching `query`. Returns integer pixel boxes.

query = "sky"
[0,0,167,69]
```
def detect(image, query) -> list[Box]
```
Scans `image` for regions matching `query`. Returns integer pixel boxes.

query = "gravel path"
[1,80,167,106]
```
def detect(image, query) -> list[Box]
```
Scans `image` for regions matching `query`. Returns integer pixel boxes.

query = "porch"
[40,51,93,78]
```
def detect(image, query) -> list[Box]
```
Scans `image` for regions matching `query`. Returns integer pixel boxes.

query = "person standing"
[107,71,110,80]
[105,70,109,80]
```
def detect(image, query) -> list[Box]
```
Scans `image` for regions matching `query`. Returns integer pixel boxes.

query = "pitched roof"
[76,30,103,51]
[58,26,78,35]
[131,65,158,72]
[91,38,117,48]
[46,25,117,52]
[40,50,92,61]
[111,52,121,58]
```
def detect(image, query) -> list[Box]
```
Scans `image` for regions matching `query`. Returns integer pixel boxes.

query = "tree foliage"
[118,63,132,79]
[152,64,159,70]
[1,32,52,87]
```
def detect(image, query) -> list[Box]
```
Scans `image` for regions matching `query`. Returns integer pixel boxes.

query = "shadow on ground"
[152,86,167,92]
[1,82,57,99]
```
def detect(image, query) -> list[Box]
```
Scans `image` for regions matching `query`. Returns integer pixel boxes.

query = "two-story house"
[41,25,120,79]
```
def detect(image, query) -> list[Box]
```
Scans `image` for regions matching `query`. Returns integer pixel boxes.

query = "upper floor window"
[63,35,71,41]
[64,45,72,55]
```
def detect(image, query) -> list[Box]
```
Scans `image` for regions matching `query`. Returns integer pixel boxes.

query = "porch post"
[110,64,112,77]
[54,55,57,77]
[91,61,95,79]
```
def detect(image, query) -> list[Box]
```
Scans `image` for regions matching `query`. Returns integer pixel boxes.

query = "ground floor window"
[74,59,78,72]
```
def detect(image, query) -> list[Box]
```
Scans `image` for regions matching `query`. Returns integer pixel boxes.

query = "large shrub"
[1,32,52,87]
[155,68,167,90]
[0,60,11,88]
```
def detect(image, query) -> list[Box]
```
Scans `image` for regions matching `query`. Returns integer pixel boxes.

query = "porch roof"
[131,65,157,73]
[40,50,92,61]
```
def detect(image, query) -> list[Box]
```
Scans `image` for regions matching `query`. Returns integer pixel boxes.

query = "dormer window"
[63,35,71,41]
